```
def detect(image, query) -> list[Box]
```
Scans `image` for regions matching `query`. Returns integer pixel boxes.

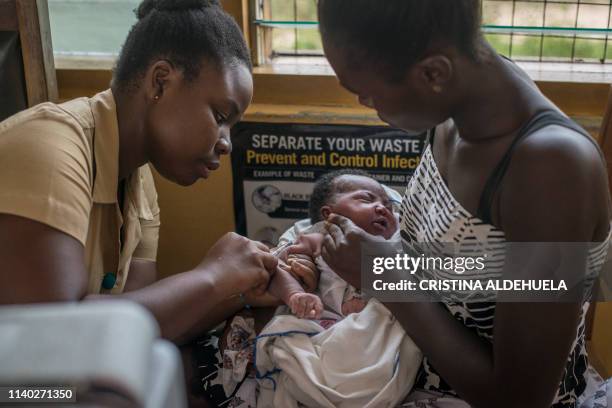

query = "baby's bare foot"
[288,292,323,319]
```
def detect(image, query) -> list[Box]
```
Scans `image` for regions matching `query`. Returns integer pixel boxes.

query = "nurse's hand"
[321,213,384,289]
[199,232,277,298]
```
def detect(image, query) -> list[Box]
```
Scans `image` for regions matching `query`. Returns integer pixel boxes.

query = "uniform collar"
[89,89,120,204]
[88,89,155,221]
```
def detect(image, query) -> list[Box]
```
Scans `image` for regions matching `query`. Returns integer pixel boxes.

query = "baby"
[269,169,399,320]
[220,170,417,406]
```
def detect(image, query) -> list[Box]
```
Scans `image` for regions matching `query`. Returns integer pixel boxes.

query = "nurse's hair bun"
[114,0,251,90]
[137,0,220,20]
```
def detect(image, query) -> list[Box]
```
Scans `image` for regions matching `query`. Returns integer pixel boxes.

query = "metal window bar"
[253,0,612,65]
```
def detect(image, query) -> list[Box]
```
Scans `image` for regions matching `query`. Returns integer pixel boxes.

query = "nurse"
[0,0,280,343]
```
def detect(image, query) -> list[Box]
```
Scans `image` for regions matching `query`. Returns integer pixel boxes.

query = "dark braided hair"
[318,0,481,82]
[113,0,252,91]
[309,169,372,224]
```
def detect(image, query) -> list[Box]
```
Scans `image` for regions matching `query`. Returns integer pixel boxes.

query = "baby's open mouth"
[372,218,388,229]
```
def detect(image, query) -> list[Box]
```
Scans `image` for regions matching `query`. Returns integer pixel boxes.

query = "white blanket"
[255,300,422,408]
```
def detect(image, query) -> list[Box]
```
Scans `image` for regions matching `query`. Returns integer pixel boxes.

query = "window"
[251,0,612,65]
[483,0,612,63]
[48,0,138,58]
[251,0,321,64]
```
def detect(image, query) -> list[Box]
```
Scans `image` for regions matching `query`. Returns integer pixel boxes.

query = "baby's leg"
[286,254,319,293]
[286,233,325,258]
[268,260,306,304]
[268,234,325,319]
[268,262,323,319]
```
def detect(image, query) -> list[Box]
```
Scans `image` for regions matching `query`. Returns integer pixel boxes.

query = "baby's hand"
[288,292,323,319]
[341,297,367,316]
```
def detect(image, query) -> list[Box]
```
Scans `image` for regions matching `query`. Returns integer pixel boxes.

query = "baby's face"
[324,175,398,239]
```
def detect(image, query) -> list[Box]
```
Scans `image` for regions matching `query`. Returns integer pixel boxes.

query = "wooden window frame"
[0,0,57,105]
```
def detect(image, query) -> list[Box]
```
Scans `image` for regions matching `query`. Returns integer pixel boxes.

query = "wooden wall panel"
[0,0,18,30]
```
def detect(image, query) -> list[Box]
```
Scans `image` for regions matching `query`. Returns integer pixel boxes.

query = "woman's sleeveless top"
[399,111,610,407]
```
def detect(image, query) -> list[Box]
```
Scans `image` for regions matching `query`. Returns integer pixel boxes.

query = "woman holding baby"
[317,1,611,407]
